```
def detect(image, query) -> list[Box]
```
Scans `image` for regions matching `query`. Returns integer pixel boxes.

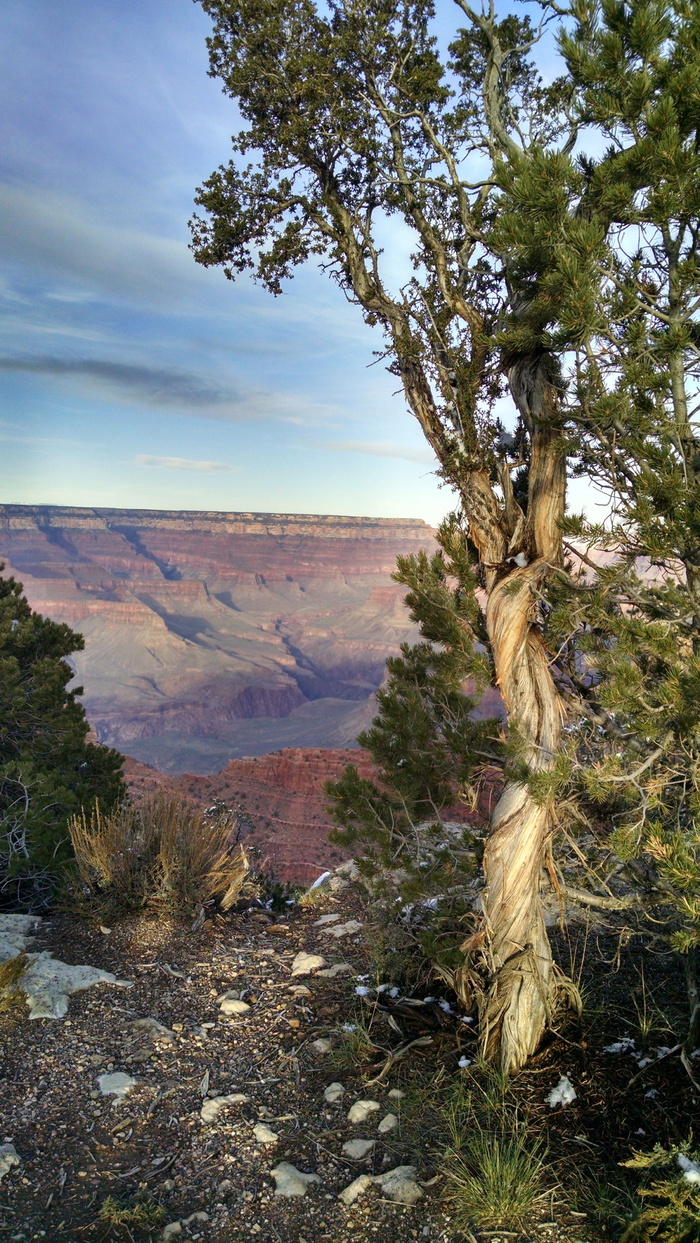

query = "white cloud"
[134,454,234,472]
[321,439,436,464]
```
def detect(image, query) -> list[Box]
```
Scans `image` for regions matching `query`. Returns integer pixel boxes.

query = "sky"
[0,0,575,526]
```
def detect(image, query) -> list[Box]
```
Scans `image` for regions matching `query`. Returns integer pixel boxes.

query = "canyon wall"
[0,505,438,772]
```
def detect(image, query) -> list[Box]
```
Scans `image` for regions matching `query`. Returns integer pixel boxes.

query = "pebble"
[0,1144,20,1181]
[291,952,327,976]
[387,1089,405,1100]
[129,1017,175,1042]
[323,1082,345,1103]
[288,984,313,997]
[374,1165,423,1204]
[316,963,354,978]
[325,920,363,939]
[377,1113,398,1133]
[252,1123,279,1145]
[311,1038,332,1053]
[219,995,251,1017]
[97,1073,137,1099]
[200,1093,249,1124]
[338,1173,373,1205]
[313,914,341,926]
[270,1162,321,1197]
[342,1138,376,1158]
[347,1099,381,1124]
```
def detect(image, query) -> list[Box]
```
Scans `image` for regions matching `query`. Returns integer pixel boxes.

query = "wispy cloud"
[321,439,436,464]
[134,454,234,472]
[0,354,244,416]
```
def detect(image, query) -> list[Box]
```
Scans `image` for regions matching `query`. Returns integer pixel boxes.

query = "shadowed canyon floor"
[0,505,442,773]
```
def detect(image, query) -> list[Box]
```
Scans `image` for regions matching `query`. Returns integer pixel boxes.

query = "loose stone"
[374,1165,423,1204]
[323,1082,345,1103]
[200,1093,249,1124]
[270,1162,321,1197]
[253,1123,279,1145]
[347,1099,381,1124]
[291,952,327,976]
[97,1073,137,1099]
[342,1138,376,1158]
[338,1174,373,1206]
[378,1112,398,1133]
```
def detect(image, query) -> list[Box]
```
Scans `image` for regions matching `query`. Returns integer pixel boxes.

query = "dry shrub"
[67,792,249,917]
[0,951,30,1013]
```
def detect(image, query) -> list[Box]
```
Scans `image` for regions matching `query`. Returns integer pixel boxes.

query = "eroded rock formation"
[0,505,436,772]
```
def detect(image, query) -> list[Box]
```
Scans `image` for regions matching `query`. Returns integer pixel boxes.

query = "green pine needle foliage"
[327,520,501,966]
[621,1143,700,1243]
[0,566,125,910]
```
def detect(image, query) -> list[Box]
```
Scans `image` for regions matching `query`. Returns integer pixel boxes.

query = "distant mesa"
[0,504,439,774]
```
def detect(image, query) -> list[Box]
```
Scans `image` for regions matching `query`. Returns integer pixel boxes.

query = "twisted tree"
[189,0,588,1069]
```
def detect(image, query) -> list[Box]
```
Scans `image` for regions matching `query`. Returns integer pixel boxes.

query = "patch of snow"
[603,1037,636,1054]
[678,1154,700,1185]
[355,986,370,997]
[547,1076,577,1108]
[308,872,332,891]
[458,1056,472,1068]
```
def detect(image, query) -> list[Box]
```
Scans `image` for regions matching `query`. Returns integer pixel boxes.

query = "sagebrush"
[66,791,249,916]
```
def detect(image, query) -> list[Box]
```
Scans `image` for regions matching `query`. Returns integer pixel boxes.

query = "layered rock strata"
[0,505,436,771]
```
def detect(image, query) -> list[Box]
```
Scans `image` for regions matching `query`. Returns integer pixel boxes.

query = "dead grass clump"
[0,951,30,1012]
[67,792,249,917]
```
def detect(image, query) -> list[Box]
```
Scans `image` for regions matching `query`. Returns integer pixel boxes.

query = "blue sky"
[0,0,572,525]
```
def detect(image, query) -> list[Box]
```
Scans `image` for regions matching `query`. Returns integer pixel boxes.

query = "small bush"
[66,792,249,917]
[0,951,29,1013]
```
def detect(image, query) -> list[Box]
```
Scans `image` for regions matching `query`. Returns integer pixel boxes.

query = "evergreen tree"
[190,0,700,1068]
[0,567,125,909]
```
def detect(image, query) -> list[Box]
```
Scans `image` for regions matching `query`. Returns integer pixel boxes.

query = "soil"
[0,881,698,1243]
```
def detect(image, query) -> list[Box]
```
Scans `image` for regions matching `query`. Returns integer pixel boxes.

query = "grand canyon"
[0,504,440,772]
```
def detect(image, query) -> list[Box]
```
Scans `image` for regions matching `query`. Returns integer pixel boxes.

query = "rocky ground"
[0,874,697,1243]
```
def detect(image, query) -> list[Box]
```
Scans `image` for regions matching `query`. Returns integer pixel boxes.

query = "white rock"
[288,984,312,997]
[161,1223,182,1239]
[335,860,360,880]
[311,1038,332,1053]
[129,1017,175,1042]
[313,914,341,926]
[324,1082,345,1103]
[387,1089,405,1100]
[253,1123,279,1145]
[342,1138,376,1158]
[270,1162,321,1197]
[377,1113,398,1133]
[546,1075,577,1108]
[0,1143,21,1181]
[219,997,251,1017]
[22,952,131,1020]
[291,952,327,977]
[338,1173,373,1205]
[0,913,40,960]
[97,1072,137,1099]
[374,1165,423,1204]
[347,1099,381,1124]
[326,920,363,939]
[200,1093,249,1124]
[316,963,354,978]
